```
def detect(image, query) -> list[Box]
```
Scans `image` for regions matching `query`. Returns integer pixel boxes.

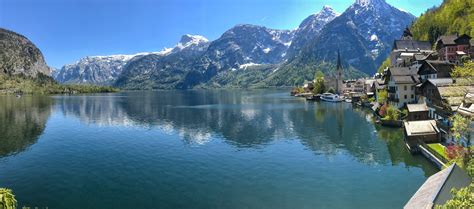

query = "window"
[411,86,414,90]
[411,94,414,99]
[404,95,407,99]
[404,86,407,91]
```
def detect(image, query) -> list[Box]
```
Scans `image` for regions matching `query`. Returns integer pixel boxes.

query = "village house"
[385,67,420,108]
[416,78,474,142]
[364,79,376,98]
[390,28,433,67]
[370,78,385,102]
[342,78,365,95]
[303,80,314,92]
[410,52,439,72]
[417,60,455,82]
[435,34,472,64]
[406,103,429,121]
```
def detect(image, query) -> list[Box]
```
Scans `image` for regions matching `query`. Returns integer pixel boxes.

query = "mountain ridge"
[54,0,415,89]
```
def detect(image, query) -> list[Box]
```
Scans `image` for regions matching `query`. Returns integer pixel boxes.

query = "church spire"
[337,49,342,71]
[336,50,343,94]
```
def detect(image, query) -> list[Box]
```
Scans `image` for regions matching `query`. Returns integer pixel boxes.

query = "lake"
[0,89,437,209]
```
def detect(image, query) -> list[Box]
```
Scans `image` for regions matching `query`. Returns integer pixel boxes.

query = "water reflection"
[0,90,436,174]
[0,96,52,157]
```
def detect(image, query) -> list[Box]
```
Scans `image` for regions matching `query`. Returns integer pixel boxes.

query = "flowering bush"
[379,104,388,117]
[445,145,466,160]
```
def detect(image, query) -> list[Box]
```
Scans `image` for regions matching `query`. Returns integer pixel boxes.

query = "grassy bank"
[427,143,448,161]
[0,73,118,95]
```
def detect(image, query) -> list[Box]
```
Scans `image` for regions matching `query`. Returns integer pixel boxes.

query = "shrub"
[0,188,17,209]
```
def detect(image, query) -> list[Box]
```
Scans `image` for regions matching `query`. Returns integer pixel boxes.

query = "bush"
[327,87,335,94]
[0,188,17,209]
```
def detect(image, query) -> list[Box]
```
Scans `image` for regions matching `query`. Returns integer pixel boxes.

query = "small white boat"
[345,98,352,103]
[320,93,343,102]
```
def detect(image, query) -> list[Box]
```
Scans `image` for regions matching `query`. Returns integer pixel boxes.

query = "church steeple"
[336,50,343,94]
[337,50,343,71]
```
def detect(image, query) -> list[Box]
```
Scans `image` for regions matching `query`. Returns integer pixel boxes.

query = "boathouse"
[404,120,440,150]
[404,163,471,209]
[406,103,429,121]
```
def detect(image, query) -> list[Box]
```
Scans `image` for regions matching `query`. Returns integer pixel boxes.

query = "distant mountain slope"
[0,28,117,94]
[175,24,294,89]
[0,28,51,77]
[115,34,210,89]
[286,6,339,58]
[286,0,415,76]
[116,26,294,89]
[411,0,474,44]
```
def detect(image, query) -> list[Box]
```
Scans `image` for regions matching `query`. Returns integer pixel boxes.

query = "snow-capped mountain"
[201,24,293,69]
[114,34,211,89]
[172,34,209,52]
[55,34,209,85]
[286,5,339,58]
[56,0,415,89]
[115,24,294,89]
[292,0,415,74]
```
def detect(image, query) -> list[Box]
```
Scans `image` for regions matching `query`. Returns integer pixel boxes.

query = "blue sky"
[0,0,442,68]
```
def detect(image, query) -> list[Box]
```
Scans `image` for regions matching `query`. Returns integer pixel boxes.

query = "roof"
[426,78,454,87]
[393,75,419,84]
[401,52,415,57]
[407,104,429,112]
[437,34,472,47]
[414,54,426,61]
[389,67,418,76]
[404,120,439,136]
[394,40,432,51]
[404,164,472,209]
[437,35,458,45]
[438,85,474,98]
[365,79,375,86]
[419,61,455,75]
[438,85,474,107]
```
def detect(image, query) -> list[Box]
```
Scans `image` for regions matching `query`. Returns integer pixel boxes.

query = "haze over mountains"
[52,0,414,89]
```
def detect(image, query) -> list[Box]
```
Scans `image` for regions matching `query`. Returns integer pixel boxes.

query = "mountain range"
[48,0,416,89]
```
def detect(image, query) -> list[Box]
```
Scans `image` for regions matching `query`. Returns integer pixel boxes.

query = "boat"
[306,94,321,101]
[345,98,352,103]
[294,92,312,97]
[320,93,343,102]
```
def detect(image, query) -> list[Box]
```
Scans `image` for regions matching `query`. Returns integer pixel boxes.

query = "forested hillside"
[411,0,474,44]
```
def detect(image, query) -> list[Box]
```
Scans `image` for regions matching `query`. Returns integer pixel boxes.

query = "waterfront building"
[404,120,440,148]
[416,78,474,142]
[406,103,429,121]
[385,67,420,108]
[404,164,471,209]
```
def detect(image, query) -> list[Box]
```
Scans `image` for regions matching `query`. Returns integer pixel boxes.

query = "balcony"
[388,95,399,102]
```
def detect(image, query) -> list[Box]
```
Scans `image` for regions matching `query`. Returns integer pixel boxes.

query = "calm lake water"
[0,89,437,209]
